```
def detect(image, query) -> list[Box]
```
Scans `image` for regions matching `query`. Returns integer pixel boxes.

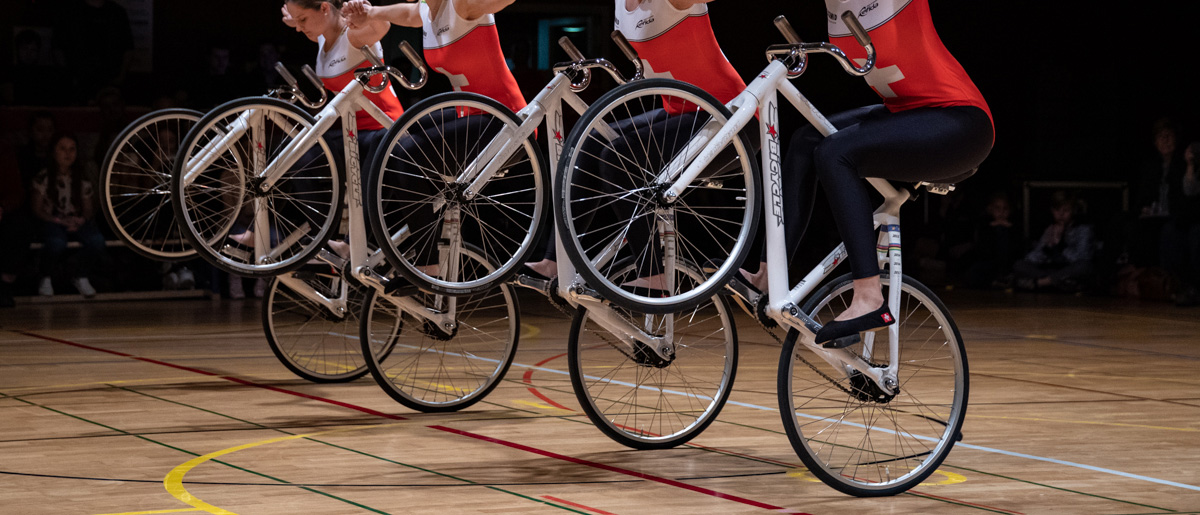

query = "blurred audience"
[28,133,107,298]
[1012,191,1096,293]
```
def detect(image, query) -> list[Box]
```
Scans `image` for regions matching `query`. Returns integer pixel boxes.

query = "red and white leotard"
[615,0,745,114]
[826,0,992,125]
[421,0,526,113]
[316,31,405,131]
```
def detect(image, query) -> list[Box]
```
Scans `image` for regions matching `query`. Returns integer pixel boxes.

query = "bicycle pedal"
[383,278,419,297]
[821,334,861,349]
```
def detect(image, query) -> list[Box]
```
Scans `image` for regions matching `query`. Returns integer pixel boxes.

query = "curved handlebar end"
[274,62,298,88]
[840,11,872,48]
[558,36,585,62]
[774,15,803,44]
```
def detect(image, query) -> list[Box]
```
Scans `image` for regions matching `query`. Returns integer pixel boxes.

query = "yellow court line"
[93,509,202,515]
[162,423,408,515]
[163,433,316,515]
[968,414,1198,432]
[521,323,541,340]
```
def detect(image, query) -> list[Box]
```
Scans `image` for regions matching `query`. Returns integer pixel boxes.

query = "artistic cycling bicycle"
[555,14,969,496]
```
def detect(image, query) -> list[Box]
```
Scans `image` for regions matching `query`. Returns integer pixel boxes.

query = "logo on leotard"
[436,25,450,37]
[636,16,655,29]
[859,1,879,18]
[328,56,346,68]
[766,101,783,227]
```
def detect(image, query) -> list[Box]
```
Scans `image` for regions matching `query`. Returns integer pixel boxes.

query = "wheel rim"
[265,273,370,382]
[783,278,967,493]
[558,81,757,314]
[175,100,340,275]
[362,245,518,410]
[570,259,736,447]
[103,110,200,260]
[372,95,544,294]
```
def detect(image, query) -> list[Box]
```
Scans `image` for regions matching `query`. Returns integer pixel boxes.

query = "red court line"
[522,352,574,411]
[19,330,807,513]
[433,425,810,514]
[541,495,619,515]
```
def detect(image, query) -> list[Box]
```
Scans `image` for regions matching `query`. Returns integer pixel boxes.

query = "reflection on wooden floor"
[1,289,1198,514]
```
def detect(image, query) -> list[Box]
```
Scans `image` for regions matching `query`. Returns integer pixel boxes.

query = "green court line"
[7,392,392,515]
[496,376,1179,513]
[117,387,588,514]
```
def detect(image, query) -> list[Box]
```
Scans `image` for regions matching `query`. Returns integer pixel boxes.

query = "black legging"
[382,110,504,266]
[776,104,993,279]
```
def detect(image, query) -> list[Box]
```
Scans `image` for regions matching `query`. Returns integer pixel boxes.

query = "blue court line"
[507,358,1200,493]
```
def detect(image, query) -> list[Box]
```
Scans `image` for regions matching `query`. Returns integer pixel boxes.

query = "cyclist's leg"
[813,105,993,281]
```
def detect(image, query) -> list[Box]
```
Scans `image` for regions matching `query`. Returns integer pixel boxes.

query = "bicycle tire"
[262,269,393,383]
[100,108,201,261]
[556,78,760,314]
[366,91,547,295]
[568,257,737,449]
[171,96,343,277]
[360,242,520,412]
[778,273,969,496]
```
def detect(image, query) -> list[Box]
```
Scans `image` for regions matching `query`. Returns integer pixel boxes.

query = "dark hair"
[286,0,344,10]
[15,29,42,47]
[47,133,87,214]
[1152,117,1177,138]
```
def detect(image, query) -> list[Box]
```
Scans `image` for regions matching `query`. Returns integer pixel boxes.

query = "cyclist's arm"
[345,3,392,48]
[668,0,714,8]
[345,1,422,28]
[455,0,515,21]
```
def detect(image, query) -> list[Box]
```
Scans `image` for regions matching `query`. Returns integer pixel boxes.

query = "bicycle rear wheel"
[263,268,386,382]
[556,78,759,314]
[778,273,968,496]
[100,108,200,261]
[360,243,519,412]
[568,258,737,449]
[172,97,343,277]
[367,92,547,296]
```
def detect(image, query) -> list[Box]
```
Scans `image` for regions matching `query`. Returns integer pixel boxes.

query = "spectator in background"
[958,191,1019,289]
[17,111,57,184]
[247,42,285,94]
[2,28,66,106]
[1161,141,1200,306]
[1129,118,1183,268]
[29,133,107,298]
[0,147,30,307]
[54,0,134,105]
[1013,191,1096,293]
[191,41,248,110]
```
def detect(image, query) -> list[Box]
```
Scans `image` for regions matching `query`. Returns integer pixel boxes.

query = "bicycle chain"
[750,309,894,398]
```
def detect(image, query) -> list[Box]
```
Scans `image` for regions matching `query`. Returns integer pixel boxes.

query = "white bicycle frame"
[643,14,911,394]
[182,43,458,331]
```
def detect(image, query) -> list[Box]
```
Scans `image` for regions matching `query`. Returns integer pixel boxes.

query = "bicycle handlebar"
[610,31,645,82]
[768,12,875,79]
[272,62,328,109]
[551,36,628,92]
[355,41,428,94]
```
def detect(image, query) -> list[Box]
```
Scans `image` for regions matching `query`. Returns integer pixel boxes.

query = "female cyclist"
[524,0,747,285]
[742,0,994,347]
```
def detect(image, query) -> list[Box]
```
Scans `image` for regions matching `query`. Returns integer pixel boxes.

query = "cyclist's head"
[285,0,345,41]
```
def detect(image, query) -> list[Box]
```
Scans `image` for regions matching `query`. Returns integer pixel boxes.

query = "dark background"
[3,0,1198,291]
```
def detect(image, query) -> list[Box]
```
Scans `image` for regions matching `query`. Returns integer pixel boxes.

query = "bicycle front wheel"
[172,97,343,277]
[360,243,519,412]
[100,108,201,261]
[779,273,968,496]
[367,92,547,296]
[262,268,381,382]
[568,258,737,449]
[557,78,760,314]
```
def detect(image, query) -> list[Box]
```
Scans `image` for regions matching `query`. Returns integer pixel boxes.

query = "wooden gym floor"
[1,289,1198,514]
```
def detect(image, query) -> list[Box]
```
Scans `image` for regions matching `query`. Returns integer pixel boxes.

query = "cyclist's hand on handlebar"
[343,0,373,29]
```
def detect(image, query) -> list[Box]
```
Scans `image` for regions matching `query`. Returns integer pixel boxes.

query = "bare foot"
[416,264,439,277]
[523,259,558,279]
[230,230,253,245]
[740,261,768,292]
[328,240,350,260]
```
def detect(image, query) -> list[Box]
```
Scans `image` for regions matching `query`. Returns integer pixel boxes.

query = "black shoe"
[814,305,895,348]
